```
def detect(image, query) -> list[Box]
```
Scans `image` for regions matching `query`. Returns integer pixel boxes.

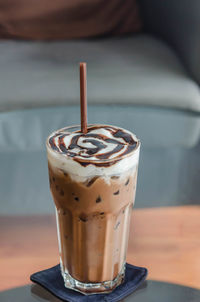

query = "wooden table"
[1,206,200,291]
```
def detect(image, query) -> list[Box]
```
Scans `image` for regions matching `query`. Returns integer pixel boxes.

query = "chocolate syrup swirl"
[48,125,138,167]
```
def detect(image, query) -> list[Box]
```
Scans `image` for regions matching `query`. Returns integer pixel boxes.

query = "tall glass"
[46,125,140,294]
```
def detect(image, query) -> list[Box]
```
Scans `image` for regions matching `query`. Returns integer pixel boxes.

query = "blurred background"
[0,0,199,215]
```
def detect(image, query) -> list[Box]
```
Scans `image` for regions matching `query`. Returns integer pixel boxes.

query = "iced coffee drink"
[46,124,140,294]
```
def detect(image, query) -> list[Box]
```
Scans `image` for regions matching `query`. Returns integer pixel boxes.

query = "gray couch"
[0,1,200,215]
[0,0,199,112]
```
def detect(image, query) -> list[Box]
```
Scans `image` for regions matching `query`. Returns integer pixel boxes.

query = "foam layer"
[47,125,140,180]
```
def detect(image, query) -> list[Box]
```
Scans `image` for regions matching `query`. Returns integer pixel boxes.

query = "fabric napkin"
[30,263,148,302]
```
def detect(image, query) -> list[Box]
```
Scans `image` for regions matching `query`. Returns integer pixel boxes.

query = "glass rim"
[46,124,140,164]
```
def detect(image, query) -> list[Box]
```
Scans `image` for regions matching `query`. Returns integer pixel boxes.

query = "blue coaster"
[30,263,148,302]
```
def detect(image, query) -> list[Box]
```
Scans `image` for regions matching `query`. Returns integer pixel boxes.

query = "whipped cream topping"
[47,125,140,180]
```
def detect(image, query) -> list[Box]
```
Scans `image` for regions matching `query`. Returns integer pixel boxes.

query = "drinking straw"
[80,62,87,134]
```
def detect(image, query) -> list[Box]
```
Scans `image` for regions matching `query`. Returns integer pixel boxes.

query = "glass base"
[60,262,125,295]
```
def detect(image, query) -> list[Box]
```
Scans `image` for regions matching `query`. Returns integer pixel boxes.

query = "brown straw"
[80,62,87,134]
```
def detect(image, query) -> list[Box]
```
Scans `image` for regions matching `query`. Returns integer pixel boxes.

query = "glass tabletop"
[0,281,199,302]
[0,105,199,214]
